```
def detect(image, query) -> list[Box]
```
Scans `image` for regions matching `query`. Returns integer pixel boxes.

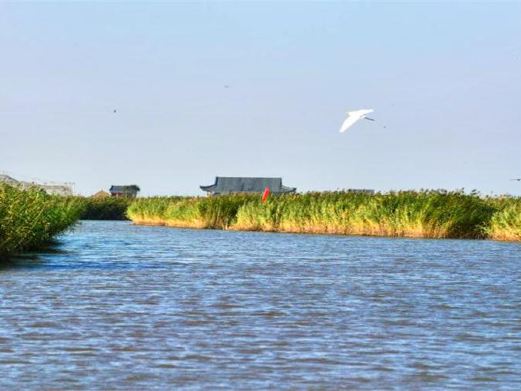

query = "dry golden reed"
[127,191,521,241]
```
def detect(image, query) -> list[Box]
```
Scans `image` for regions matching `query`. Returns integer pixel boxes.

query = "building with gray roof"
[0,174,73,196]
[200,177,296,195]
[0,174,20,187]
[110,185,140,198]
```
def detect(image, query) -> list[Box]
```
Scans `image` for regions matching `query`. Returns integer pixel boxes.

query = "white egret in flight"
[339,109,375,133]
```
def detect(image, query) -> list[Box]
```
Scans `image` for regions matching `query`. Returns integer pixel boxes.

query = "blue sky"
[1,2,520,196]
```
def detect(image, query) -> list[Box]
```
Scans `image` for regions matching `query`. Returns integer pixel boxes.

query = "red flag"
[262,187,270,203]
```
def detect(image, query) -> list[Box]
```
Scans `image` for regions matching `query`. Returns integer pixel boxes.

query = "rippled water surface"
[1,221,521,389]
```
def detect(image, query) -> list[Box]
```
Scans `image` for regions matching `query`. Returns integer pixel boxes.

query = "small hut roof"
[92,190,111,199]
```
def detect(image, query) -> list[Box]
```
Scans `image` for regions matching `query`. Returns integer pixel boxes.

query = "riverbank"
[127,191,521,241]
[0,184,83,259]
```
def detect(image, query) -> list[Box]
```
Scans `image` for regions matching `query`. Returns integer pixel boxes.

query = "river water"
[1,221,520,389]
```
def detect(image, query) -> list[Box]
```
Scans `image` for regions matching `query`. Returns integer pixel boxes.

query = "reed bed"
[128,195,255,229]
[79,196,131,220]
[0,184,84,258]
[485,197,521,241]
[127,190,520,240]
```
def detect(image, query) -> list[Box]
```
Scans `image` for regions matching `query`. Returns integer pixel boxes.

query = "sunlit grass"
[485,197,521,241]
[127,190,521,240]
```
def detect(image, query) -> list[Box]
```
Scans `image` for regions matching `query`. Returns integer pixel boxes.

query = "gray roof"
[110,185,140,193]
[201,177,296,195]
[40,184,73,196]
[0,174,20,186]
[1,174,73,195]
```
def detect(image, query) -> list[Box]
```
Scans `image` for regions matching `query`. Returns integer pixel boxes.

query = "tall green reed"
[485,197,521,241]
[0,184,84,258]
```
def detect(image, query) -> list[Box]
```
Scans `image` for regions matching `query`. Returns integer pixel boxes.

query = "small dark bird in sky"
[510,178,521,181]
[113,109,117,113]
[224,85,229,88]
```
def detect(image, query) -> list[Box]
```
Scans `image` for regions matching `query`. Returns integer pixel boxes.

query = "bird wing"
[339,109,375,133]
[339,113,362,133]
[357,109,374,117]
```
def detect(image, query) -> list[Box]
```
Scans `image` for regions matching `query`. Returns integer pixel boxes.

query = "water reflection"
[0,221,520,389]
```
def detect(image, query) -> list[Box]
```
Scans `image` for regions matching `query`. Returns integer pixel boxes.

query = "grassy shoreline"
[3,188,517,259]
[127,191,521,241]
[0,184,84,259]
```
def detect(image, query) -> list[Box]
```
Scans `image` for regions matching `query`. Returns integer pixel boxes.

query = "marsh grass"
[128,190,515,240]
[485,197,521,241]
[80,196,131,220]
[128,194,255,229]
[0,184,83,258]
